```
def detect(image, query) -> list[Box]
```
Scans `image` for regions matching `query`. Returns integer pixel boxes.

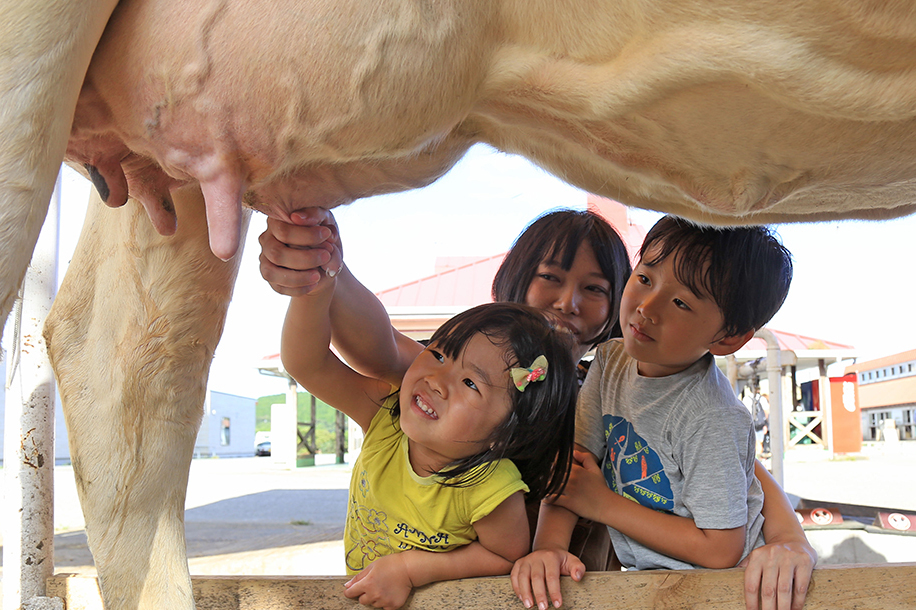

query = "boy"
[511,216,793,610]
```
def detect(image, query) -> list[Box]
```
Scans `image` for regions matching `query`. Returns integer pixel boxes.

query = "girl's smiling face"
[525,241,612,361]
[398,332,513,476]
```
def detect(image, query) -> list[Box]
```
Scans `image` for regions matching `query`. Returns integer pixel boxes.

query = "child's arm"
[740,461,816,610]
[279,276,389,432]
[329,264,423,386]
[259,210,422,386]
[552,448,747,569]
[511,501,584,610]
[344,491,529,610]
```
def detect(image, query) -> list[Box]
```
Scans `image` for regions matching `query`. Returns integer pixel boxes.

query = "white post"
[819,359,834,458]
[271,376,299,469]
[725,354,738,391]
[3,174,61,609]
[755,329,784,487]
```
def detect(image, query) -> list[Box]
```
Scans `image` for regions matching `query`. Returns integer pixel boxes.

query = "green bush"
[255,393,345,454]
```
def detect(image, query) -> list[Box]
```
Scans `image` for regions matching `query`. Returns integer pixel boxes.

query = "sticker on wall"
[796,507,843,527]
[874,511,916,533]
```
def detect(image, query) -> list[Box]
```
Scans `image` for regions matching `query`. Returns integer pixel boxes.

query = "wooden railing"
[48,563,916,609]
[788,410,825,448]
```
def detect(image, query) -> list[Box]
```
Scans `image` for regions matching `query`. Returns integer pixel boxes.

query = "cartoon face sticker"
[810,508,834,526]
[887,512,912,531]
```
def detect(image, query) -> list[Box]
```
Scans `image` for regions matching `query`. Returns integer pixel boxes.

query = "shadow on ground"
[7,489,348,571]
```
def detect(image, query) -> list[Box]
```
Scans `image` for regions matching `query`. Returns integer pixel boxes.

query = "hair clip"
[511,355,548,392]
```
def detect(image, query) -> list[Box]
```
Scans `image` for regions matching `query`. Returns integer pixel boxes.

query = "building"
[845,350,916,442]
[193,391,258,458]
[2,344,255,463]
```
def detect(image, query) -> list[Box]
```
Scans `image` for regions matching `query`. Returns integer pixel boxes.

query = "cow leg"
[0,0,119,326]
[44,185,247,609]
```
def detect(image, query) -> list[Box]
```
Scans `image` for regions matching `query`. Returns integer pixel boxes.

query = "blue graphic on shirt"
[602,414,674,512]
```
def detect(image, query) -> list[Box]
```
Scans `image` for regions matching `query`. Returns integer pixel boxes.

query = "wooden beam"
[48,563,916,609]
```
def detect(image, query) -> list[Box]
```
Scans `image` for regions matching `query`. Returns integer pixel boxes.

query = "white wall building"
[845,349,916,442]
[2,346,255,463]
[194,391,257,458]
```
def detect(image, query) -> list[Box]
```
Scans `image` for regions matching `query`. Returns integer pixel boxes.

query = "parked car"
[255,441,271,456]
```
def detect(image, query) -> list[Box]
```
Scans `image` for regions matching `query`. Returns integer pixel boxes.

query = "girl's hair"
[389,302,578,501]
[492,209,632,347]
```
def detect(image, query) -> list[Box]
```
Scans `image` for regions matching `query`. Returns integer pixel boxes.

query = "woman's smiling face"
[525,241,612,361]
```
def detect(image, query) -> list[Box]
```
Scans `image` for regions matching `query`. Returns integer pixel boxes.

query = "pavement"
[779,441,916,566]
[43,456,353,577]
[0,442,914,603]
[781,441,916,512]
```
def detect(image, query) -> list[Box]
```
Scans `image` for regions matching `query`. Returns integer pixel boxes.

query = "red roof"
[587,194,647,265]
[377,253,505,307]
[742,330,855,353]
[377,196,645,308]
[258,352,281,366]
[844,348,916,373]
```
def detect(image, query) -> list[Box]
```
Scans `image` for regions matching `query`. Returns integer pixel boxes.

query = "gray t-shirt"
[576,340,765,570]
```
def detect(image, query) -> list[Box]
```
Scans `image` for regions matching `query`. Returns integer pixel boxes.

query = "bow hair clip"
[511,355,548,392]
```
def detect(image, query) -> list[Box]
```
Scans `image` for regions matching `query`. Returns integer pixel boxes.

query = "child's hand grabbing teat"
[258,208,343,296]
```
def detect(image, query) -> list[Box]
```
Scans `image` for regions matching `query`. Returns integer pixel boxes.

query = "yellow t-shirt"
[344,404,529,574]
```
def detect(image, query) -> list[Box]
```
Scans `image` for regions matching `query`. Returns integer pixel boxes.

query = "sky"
[37,144,916,399]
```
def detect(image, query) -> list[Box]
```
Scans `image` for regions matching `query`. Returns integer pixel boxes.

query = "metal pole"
[3,173,61,610]
[336,411,347,464]
[819,359,834,458]
[755,329,784,487]
[308,393,317,454]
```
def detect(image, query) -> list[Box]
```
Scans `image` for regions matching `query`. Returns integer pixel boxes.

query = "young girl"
[280,271,578,609]
[260,207,816,610]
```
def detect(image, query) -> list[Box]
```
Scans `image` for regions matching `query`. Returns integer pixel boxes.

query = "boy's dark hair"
[492,209,632,348]
[390,302,577,501]
[639,216,793,338]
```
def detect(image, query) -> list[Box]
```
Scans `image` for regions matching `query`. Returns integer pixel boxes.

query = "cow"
[1,0,915,607]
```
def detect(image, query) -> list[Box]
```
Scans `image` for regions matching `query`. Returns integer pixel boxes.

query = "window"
[865,412,879,441]
[902,409,915,441]
[220,417,230,446]
[858,361,916,385]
